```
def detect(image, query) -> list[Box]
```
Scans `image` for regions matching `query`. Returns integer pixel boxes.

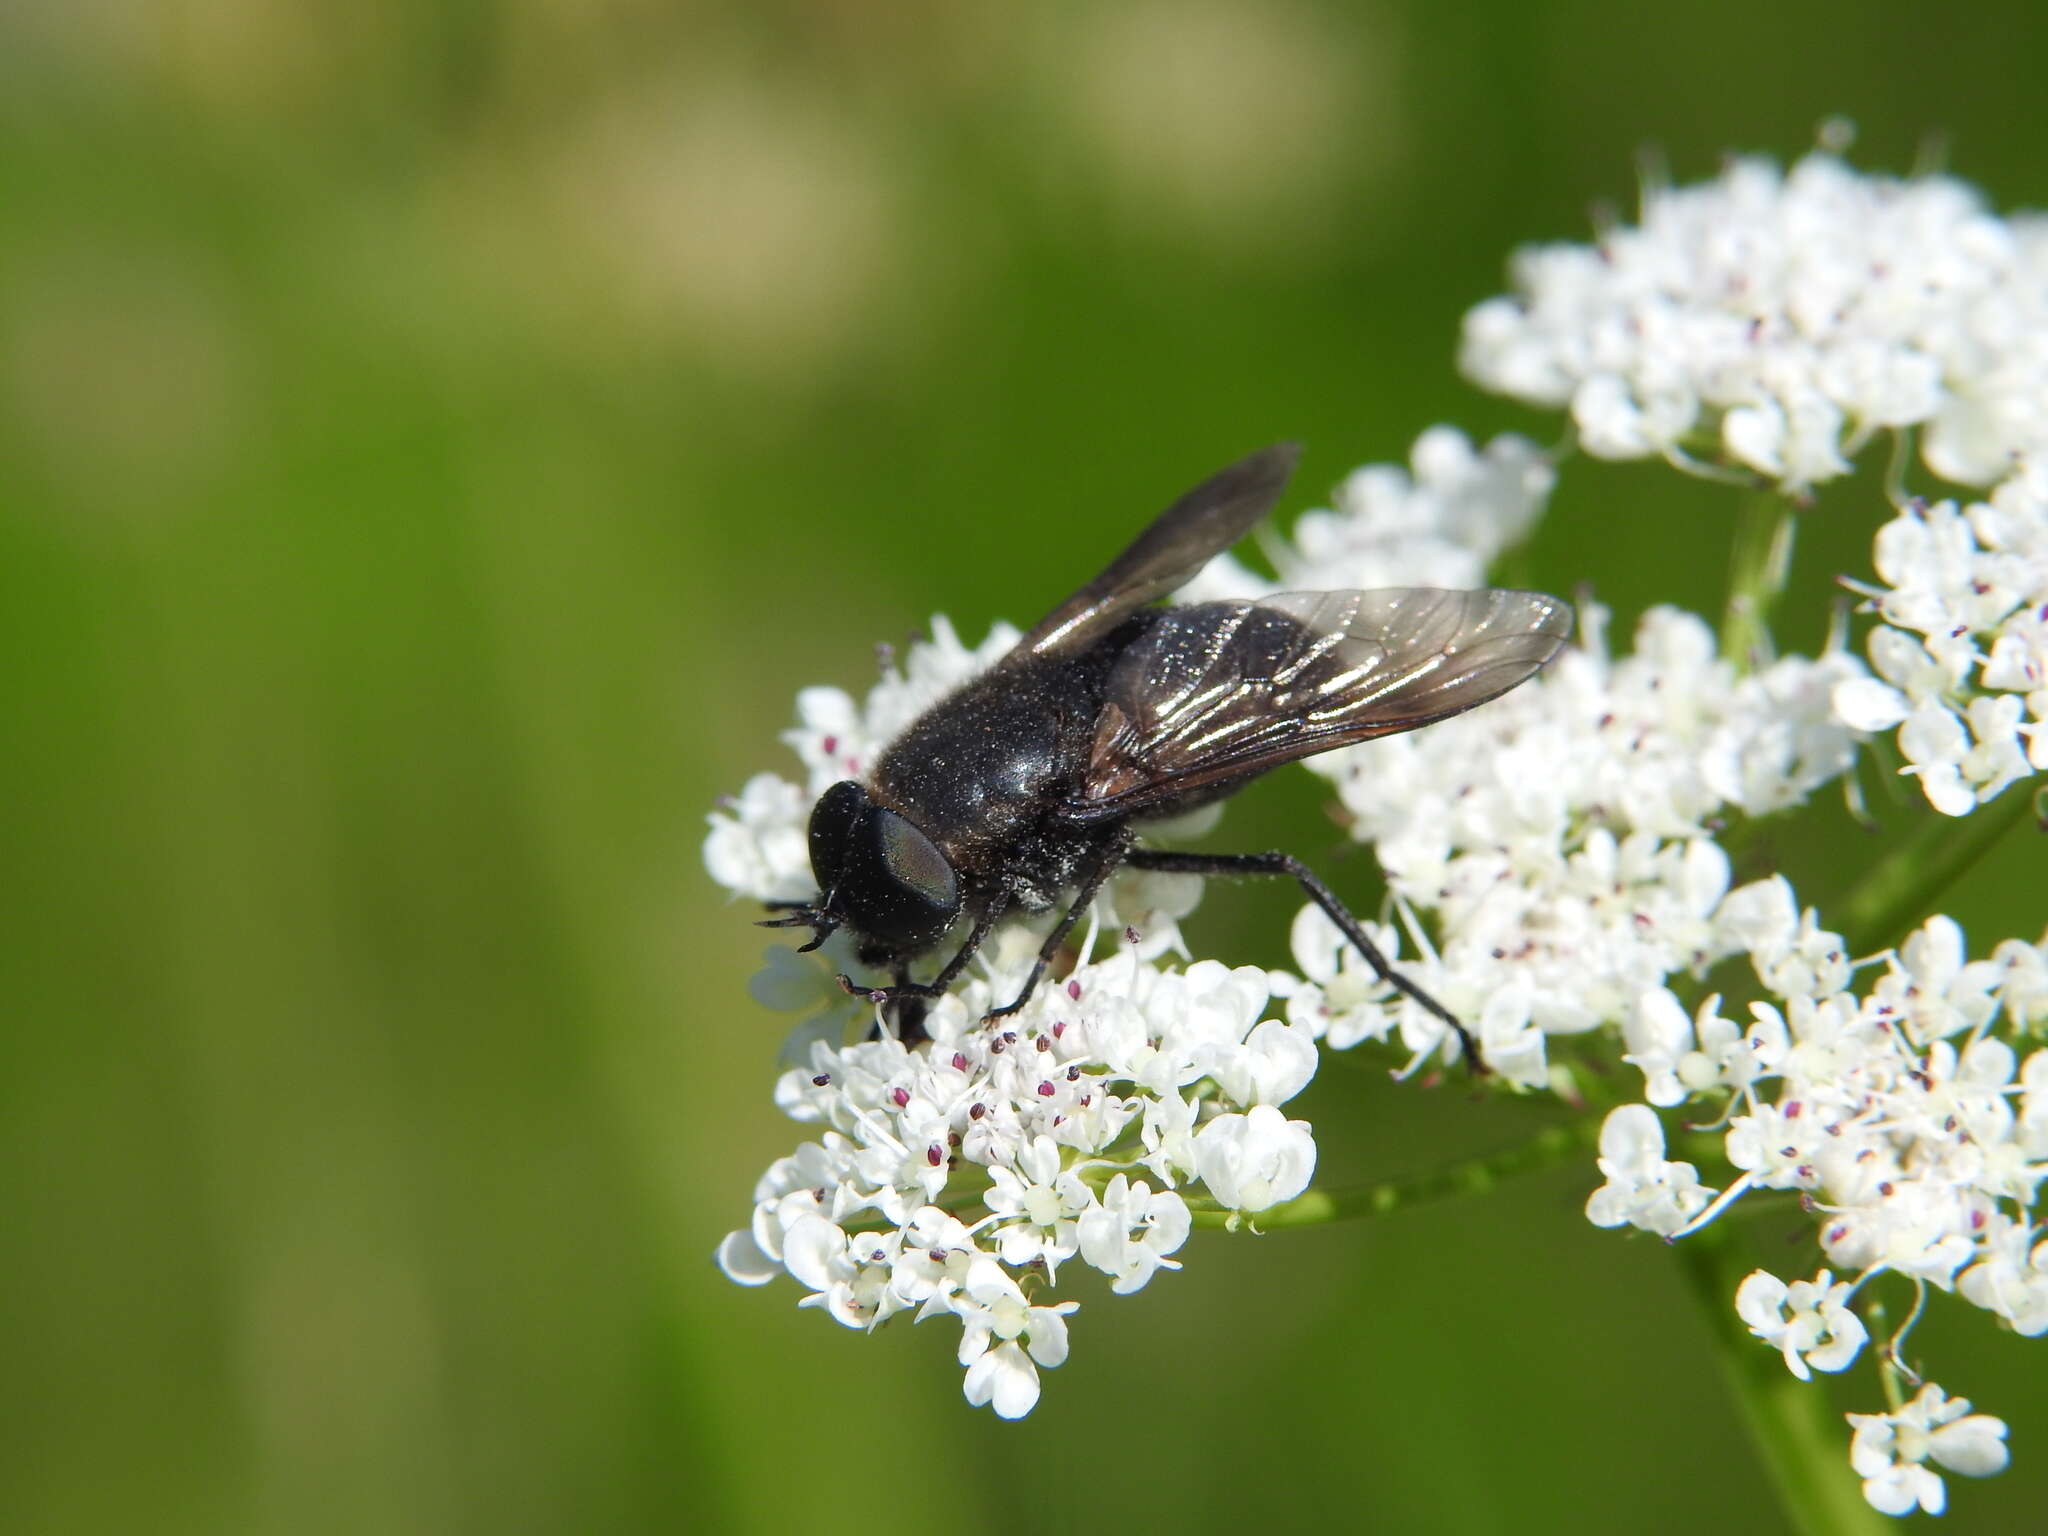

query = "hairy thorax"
[868,650,1115,911]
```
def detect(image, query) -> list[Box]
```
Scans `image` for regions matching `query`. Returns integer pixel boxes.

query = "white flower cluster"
[1597,909,2048,1281]
[1437,144,2048,1518]
[1461,149,2048,491]
[1280,605,1864,1086]
[706,423,1576,1415]
[715,949,1319,1416]
[1584,905,2047,1515]
[1849,1385,2012,1516]
[1459,141,2048,819]
[1833,460,2048,813]
[710,146,2048,1514]
[708,604,1333,1416]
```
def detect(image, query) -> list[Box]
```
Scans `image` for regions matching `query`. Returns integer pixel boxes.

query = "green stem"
[849,1103,1614,1237]
[1721,489,1798,671]
[1675,1230,1886,1536]
[1185,1116,1601,1230]
[1837,785,2040,958]
[1859,1293,1910,1414]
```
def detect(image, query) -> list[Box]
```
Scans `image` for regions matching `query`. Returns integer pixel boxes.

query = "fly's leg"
[1124,847,1483,1075]
[884,964,930,1046]
[834,899,1010,1013]
[984,831,1133,1021]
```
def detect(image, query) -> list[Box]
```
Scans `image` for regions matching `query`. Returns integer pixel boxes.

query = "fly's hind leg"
[1123,847,1483,1075]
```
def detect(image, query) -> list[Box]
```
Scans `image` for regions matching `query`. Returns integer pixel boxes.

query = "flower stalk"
[1677,1230,1892,1536]
[1185,1117,1602,1229]
[1723,488,1799,671]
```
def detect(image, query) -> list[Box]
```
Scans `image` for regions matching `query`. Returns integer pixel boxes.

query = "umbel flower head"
[707,425,1540,1416]
[1832,463,2048,814]
[1461,140,2048,491]
[709,135,2047,1520]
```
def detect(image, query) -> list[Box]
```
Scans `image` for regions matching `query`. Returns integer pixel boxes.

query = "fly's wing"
[1066,588,1573,821]
[1007,443,1300,662]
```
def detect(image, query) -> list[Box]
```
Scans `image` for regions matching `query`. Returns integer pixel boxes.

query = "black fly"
[761,444,1571,1067]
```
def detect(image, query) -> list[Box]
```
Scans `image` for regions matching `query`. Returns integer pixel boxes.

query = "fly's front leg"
[1124,847,1483,1075]
[833,899,1012,1014]
[865,964,929,1046]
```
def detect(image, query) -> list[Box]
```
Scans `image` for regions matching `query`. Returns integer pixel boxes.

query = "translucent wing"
[1066,588,1573,821]
[1008,444,1300,662]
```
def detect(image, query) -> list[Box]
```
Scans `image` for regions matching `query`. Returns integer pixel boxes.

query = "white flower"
[1630,988,1784,1104]
[983,1136,1090,1278]
[1075,1174,1191,1294]
[952,1257,1078,1420]
[703,772,814,902]
[1624,987,1697,1107]
[1195,1017,1321,1109]
[1867,914,2003,1042]
[1138,1084,1201,1190]
[1585,1104,1713,1237]
[1692,903,2048,1334]
[1763,913,1854,1001]
[1714,875,1802,955]
[1192,1105,1318,1213]
[1474,978,1549,1089]
[1848,1384,2010,1516]
[1283,902,1407,1052]
[1724,1095,1825,1193]
[890,1207,982,1310]
[1999,936,2048,1032]
[1831,674,1912,732]
[1686,996,1787,1096]
[1734,1268,1868,1380]
[784,1214,907,1331]
[1724,879,1851,1000]
[1462,150,2048,491]
[1957,1214,2048,1336]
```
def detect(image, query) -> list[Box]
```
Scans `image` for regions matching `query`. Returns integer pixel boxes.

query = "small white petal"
[1929,1415,2011,1478]
[962,1342,1041,1419]
[714,1229,781,1286]
[781,1216,846,1292]
[1831,676,1911,732]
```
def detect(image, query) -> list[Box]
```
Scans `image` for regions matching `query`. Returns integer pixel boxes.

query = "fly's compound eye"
[841,806,961,954]
[873,809,957,913]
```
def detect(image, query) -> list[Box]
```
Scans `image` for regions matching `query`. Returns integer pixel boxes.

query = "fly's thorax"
[868,651,1106,862]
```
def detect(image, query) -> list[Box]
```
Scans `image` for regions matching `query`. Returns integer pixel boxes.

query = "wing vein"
[1068,588,1572,821]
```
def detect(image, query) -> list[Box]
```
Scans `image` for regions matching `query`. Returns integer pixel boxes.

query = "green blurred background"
[6,3,2046,1532]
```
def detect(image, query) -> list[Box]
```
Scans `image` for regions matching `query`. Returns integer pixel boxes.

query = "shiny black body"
[870,621,1135,919]
[762,444,1574,1065]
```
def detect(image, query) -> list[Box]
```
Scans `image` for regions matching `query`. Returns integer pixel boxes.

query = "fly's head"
[759,780,962,964]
